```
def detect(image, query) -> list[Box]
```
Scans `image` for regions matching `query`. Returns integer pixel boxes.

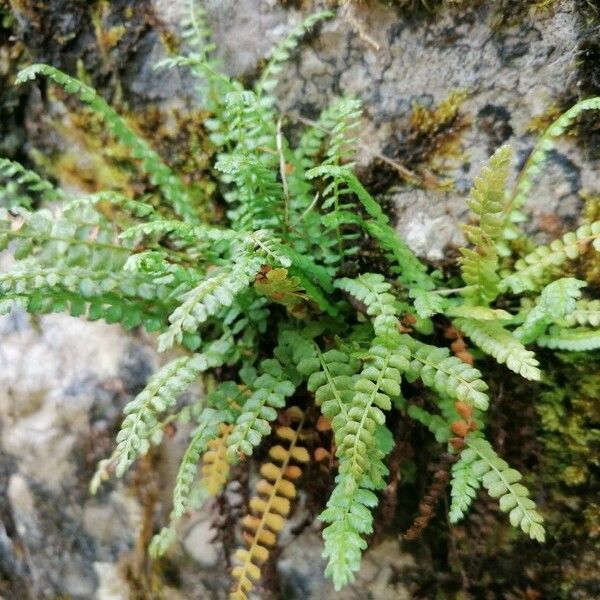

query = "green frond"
[459,145,512,303]
[561,298,600,327]
[449,447,482,523]
[215,152,282,231]
[464,438,545,542]
[514,278,586,343]
[501,221,600,293]
[402,335,490,410]
[64,191,156,219]
[537,326,600,351]
[182,0,215,59]
[16,64,198,222]
[172,407,225,518]
[508,97,600,221]
[157,249,265,352]
[113,351,223,478]
[226,358,296,460]
[255,11,334,101]
[319,475,375,590]
[336,273,400,341]
[454,317,541,380]
[0,157,65,208]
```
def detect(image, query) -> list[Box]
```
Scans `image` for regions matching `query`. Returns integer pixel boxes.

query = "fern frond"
[0,206,133,267]
[215,152,282,231]
[202,423,233,496]
[336,273,400,341]
[182,0,215,59]
[112,351,223,478]
[304,99,362,264]
[537,326,600,351]
[448,446,482,522]
[464,438,545,541]
[16,65,198,222]
[454,317,541,380]
[514,278,586,343]
[459,145,512,303]
[255,11,334,100]
[231,408,308,600]
[226,358,296,460]
[321,343,409,588]
[0,157,65,208]
[64,191,156,219]
[157,250,264,352]
[562,298,600,327]
[508,97,600,220]
[501,221,600,293]
[402,335,490,410]
[172,407,225,518]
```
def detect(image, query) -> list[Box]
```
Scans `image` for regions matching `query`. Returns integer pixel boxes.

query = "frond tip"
[463,438,545,542]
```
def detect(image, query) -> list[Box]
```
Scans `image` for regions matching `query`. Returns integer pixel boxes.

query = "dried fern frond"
[231,407,309,600]
[202,423,233,496]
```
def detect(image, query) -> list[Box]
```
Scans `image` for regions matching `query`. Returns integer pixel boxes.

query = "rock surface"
[1,1,599,599]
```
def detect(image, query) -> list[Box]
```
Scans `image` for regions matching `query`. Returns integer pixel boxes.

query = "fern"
[7,11,600,592]
[448,447,482,522]
[537,326,600,351]
[459,145,512,303]
[501,221,600,293]
[463,438,545,541]
[320,274,410,588]
[508,97,600,221]
[255,11,334,101]
[402,335,490,411]
[226,358,296,460]
[0,157,66,208]
[231,408,309,599]
[454,317,541,380]
[514,277,586,343]
[112,351,223,478]
[16,65,198,222]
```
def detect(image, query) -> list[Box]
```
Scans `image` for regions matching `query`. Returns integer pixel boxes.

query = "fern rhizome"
[2,4,600,596]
